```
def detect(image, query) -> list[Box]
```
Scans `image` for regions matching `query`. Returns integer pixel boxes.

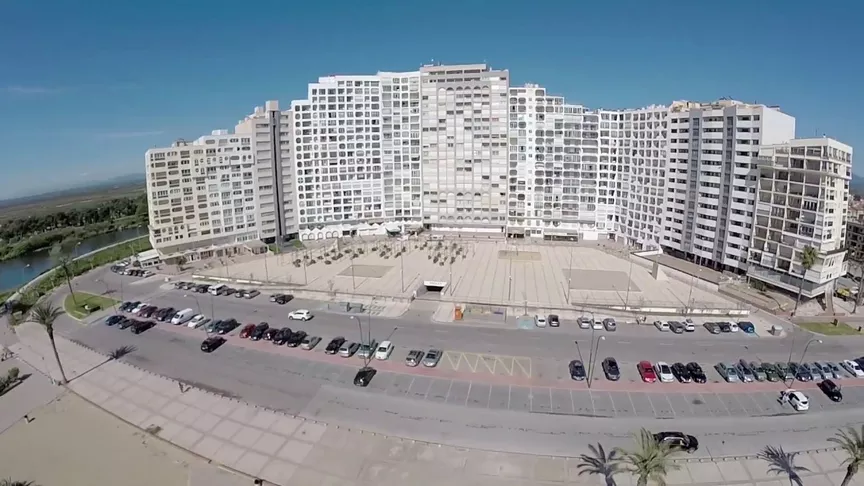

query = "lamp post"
[96,279,117,314]
[567,248,573,305]
[588,336,606,387]
[263,250,270,283]
[624,246,633,310]
[399,241,405,293]
[797,338,822,366]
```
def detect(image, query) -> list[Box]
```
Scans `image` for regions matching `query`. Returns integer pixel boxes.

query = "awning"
[384,223,402,233]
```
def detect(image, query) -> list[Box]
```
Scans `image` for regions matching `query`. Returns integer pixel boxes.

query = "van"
[208,284,225,295]
[171,308,195,325]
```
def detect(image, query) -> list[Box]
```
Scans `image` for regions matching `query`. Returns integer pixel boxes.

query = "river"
[0,227,144,291]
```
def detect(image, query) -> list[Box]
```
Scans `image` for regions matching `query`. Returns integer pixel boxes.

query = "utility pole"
[624,246,633,309]
[350,252,356,290]
[399,241,405,293]
[567,247,573,305]
[263,251,270,283]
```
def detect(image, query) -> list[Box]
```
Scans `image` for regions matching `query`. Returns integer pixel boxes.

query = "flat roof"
[136,249,160,262]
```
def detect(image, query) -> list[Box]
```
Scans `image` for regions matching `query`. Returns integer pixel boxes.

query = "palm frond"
[758,445,810,486]
[829,426,864,467]
[614,428,680,485]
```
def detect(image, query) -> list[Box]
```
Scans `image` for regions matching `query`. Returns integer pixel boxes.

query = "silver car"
[736,361,754,382]
[300,336,321,350]
[338,342,360,357]
[423,349,443,367]
[828,362,849,379]
[809,362,826,380]
[405,350,425,367]
[357,340,378,360]
[602,318,617,332]
[748,361,767,382]
[716,362,740,383]
[814,361,834,380]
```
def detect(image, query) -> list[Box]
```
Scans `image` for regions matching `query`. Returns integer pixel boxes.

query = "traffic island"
[63,292,120,320]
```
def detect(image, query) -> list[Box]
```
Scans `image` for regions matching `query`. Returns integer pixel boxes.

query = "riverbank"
[0,218,144,263]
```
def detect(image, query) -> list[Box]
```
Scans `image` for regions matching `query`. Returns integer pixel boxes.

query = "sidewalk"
[8,322,864,485]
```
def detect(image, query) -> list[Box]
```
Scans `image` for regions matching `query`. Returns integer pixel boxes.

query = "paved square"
[565,268,640,292]
[337,264,392,278]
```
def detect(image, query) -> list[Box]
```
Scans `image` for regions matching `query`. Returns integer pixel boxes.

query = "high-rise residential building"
[145,130,260,261]
[747,138,853,298]
[380,71,423,223]
[660,100,796,272]
[235,101,298,243]
[420,64,510,232]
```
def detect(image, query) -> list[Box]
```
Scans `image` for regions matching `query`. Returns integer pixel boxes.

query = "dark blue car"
[738,321,755,334]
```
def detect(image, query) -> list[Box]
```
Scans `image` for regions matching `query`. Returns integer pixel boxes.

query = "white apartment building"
[420,64,510,232]
[661,100,796,272]
[234,101,298,243]
[380,71,424,224]
[145,130,261,261]
[747,138,853,298]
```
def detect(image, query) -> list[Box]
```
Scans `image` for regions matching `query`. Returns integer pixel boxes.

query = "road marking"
[664,393,676,417]
[659,343,673,346]
[485,384,492,409]
[442,380,454,402]
[617,340,632,344]
[608,391,617,415]
[465,382,472,406]
[588,390,596,416]
[715,392,733,417]
[548,387,553,414]
[569,389,576,415]
[507,385,512,409]
[644,392,659,417]
[627,391,638,417]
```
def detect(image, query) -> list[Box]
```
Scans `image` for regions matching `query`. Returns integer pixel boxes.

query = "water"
[0,227,144,291]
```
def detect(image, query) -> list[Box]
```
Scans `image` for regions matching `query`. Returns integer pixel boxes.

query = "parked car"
[577,317,592,329]
[269,294,283,302]
[250,323,270,341]
[819,379,843,402]
[131,321,155,334]
[602,318,617,332]
[105,315,124,326]
[286,330,307,348]
[187,314,209,329]
[156,307,175,322]
[703,322,721,334]
[748,361,767,382]
[353,367,377,387]
[686,362,707,383]
[406,350,425,367]
[809,362,826,380]
[139,306,157,318]
[275,294,294,305]
[728,322,740,332]
[233,289,246,298]
[736,361,754,382]
[272,328,293,345]
[671,362,691,383]
[534,315,547,328]
[738,321,755,334]
[602,357,620,381]
[222,287,237,296]
[683,319,696,332]
[654,362,675,383]
[375,341,394,360]
[120,301,139,312]
[653,321,670,332]
[638,361,657,383]
[242,290,260,299]
[118,318,137,330]
[841,359,864,377]
[204,320,221,334]
[130,302,148,314]
[215,319,240,335]
[288,309,313,321]
[715,363,740,383]
[548,314,560,327]
[338,341,360,357]
[569,360,586,381]
[592,319,603,330]
[325,337,346,354]
[668,321,685,334]
[171,308,195,325]
[357,340,378,359]
[718,322,732,333]
[653,432,699,453]
[761,363,780,382]
[300,335,321,350]
[200,336,226,353]
[828,362,849,379]
[815,362,834,381]
[263,328,282,341]
[779,390,810,411]
[789,362,813,382]
[239,324,256,339]
[775,362,794,381]
[423,349,443,367]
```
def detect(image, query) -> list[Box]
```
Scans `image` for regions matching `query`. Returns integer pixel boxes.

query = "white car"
[780,390,810,411]
[288,309,312,321]
[842,360,864,377]
[654,361,675,383]
[683,319,695,332]
[728,322,739,332]
[535,315,547,328]
[577,317,592,329]
[592,319,603,330]
[375,341,394,360]
[131,303,149,314]
[654,320,670,332]
[187,314,210,329]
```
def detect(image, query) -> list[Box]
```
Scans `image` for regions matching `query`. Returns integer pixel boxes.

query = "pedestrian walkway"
[8,321,864,485]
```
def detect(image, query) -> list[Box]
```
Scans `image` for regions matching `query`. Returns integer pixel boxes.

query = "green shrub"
[6,367,19,382]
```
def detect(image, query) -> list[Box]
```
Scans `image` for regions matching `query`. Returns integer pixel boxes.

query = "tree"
[847,248,864,313]
[50,244,77,306]
[26,302,68,384]
[758,445,810,486]
[0,480,39,486]
[791,245,818,316]
[829,426,864,486]
[614,428,680,486]
[577,443,621,486]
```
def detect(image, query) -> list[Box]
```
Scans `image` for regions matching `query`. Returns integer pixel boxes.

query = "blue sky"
[1,0,861,199]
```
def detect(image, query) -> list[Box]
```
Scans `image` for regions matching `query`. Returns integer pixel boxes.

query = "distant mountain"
[0,173,145,208]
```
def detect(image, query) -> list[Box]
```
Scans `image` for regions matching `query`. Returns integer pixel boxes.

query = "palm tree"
[577,443,621,486]
[615,428,680,486]
[50,245,77,306]
[0,479,38,486]
[26,302,68,384]
[792,245,818,316]
[758,445,810,486]
[829,426,864,486]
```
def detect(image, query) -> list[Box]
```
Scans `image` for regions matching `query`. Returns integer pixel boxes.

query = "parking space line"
[548,387,553,414]
[569,389,576,415]
[443,380,454,402]
[588,390,596,416]
[507,385,512,409]
[685,393,696,416]
[664,394,676,417]
[465,382,472,406]
[486,384,492,409]
[644,392,659,417]
[627,392,638,417]
[743,392,766,415]
[715,392,733,417]
[608,392,617,416]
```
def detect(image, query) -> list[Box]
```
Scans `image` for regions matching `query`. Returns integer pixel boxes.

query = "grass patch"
[799,321,861,336]
[63,292,120,319]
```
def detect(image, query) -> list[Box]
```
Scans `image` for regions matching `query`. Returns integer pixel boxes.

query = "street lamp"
[95,279,117,314]
[588,336,606,387]
[797,338,822,365]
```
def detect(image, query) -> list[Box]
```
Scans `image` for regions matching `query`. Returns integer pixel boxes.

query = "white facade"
[145,130,260,260]
[747,138,853,297]
[660,100,796,272]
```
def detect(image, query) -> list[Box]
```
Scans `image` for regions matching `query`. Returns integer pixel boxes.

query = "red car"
[638,361,657,383]
[239,324,256,339]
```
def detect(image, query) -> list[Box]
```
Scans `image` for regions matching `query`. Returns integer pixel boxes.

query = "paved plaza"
[201,240,737,311]
[9,321,864,485]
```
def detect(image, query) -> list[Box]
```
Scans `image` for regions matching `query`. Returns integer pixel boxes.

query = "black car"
[353,366,377,387]
[105,315,124,326]
[275,294,294,305]
[222,287,237,296]
[685,362,707,383]
[131,321,155,334]
[139,306,157,319]
[325,337,346,354]
[602,357,620,381]
[120,301,140,312]
[548,314,560,327]
[216,319,240,335]
[272,328,293,345]
[201,336,226,353]
[789,362,813,382]
[671,362,692,383]
[568,360,586,381]
[250,323,270,341]
[263,328,281,341]
[286,330,308,348]
[157,308,176,322]
[668,321,685,334]
[819,379,843,402]
[718,322,732,333]
[118,318,137,330]
[195,284,209,293]
[653,432,699,453]
[703,322,721,334]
